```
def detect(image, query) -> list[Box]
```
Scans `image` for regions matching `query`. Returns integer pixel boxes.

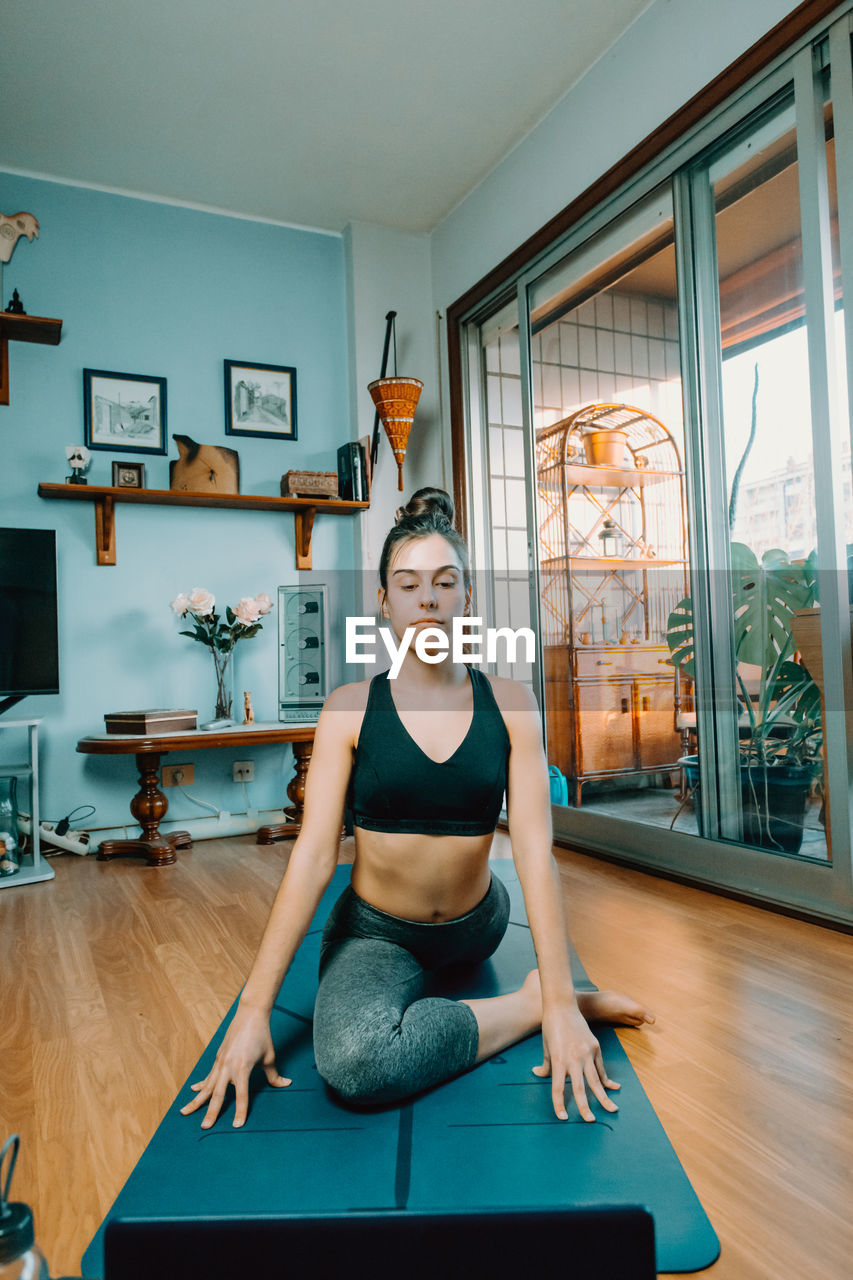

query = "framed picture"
[83,369,167,455]
[112,460,146,489]
[224,360,297,441]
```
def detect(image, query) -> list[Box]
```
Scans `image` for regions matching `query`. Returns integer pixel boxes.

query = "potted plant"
[666,543,822,853]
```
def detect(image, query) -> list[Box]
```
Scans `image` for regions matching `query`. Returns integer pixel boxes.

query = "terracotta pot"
[583,429,628,468]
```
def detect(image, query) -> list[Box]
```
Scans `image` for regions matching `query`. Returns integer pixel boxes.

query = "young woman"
[181,487,653,1130]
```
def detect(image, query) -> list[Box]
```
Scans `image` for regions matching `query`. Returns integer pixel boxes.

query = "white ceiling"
[3,0,653,234]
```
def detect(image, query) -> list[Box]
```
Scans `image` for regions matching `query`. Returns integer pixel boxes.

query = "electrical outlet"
[162,763,194,787]
[233,760,255,782]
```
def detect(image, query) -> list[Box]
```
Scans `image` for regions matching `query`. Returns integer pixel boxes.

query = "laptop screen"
[104,1204,656,1279]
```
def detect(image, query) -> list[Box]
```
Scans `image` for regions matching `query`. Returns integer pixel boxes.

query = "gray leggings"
[313,875,511,1106]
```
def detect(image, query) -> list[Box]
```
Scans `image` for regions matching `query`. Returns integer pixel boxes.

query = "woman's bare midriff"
[350,826,495,922]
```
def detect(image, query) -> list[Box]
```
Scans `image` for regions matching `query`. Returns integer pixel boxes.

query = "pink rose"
[235,596,262,625]
[170,592,190,616]
[187,587,215,616]
[255,592,272,615]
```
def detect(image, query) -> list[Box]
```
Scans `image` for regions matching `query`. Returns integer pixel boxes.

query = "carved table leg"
[257,739,313,845]
[97,751,192,866]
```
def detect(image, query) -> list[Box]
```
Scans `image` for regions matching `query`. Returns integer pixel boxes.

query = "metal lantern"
[598,518,621,558]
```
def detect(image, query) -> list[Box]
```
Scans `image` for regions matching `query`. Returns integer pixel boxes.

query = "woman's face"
[379,533,470,643]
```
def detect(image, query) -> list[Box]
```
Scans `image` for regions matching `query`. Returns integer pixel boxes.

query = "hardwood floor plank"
[2,834,853,1278]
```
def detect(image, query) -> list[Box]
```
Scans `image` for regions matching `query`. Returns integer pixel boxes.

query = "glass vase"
[211,647,235,723]
[0,776,21,877]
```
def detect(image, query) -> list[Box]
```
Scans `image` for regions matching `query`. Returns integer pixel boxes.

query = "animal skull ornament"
[0,211,40,263]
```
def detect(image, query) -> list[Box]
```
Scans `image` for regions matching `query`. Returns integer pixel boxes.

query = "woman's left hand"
[533,1002,620,1122]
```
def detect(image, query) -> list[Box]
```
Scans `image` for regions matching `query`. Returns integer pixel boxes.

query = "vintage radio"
[278,585,328,724]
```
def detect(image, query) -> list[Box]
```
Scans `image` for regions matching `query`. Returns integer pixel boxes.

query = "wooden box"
[281,470,338,498]
[104,709,198,734]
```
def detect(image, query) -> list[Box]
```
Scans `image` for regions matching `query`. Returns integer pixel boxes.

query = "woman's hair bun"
[395,486,455,527]
[380,485,469,590]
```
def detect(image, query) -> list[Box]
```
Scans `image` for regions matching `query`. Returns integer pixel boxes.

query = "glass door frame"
[456,5,853,924]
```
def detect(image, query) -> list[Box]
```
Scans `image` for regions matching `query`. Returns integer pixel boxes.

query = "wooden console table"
[77,723,316,866]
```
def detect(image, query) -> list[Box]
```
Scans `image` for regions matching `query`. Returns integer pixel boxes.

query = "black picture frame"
[224,360,297,441]
[83,369,167,456]
[112,460,146,489]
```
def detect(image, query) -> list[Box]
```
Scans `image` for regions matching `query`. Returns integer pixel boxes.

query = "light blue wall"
[1,172,355,829]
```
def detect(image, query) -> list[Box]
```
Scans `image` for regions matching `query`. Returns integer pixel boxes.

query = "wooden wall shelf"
[0,313,63,345]
[37,483,368,570]
[0,313,63,405]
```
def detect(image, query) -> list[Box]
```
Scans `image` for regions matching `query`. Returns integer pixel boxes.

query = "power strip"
[38,822,91,856]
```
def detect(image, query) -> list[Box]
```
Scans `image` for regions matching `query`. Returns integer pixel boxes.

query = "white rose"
[187,586,215,616]
[170,592,190,616]
[235,596,262,624]
[255,592,272,615]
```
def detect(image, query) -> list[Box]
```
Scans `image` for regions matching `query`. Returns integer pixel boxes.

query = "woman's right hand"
[179,1002,291,1129]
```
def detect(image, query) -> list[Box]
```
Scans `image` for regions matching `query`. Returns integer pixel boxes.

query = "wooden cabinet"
[545,644,682,805]
[537,403,688,805]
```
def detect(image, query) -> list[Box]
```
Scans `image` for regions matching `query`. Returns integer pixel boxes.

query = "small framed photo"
[112,460,146,489]
[224,360,297,441]
[83,369,167,455]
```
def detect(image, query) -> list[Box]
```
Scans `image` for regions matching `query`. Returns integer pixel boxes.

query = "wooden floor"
[2,832,853,1279]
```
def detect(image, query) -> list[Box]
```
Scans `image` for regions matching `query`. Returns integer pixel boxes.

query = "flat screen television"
[0,527,60,713]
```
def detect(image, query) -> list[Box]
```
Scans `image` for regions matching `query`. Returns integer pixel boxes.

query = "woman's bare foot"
[520,969,654,1028]
[577,989,655,1027]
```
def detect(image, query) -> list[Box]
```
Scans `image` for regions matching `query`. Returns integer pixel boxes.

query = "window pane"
[480,314,534,686]
[532,191,693,824]
[711,98,828,861]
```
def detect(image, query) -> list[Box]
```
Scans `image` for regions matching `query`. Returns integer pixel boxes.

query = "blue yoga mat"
[83,861,719,1276]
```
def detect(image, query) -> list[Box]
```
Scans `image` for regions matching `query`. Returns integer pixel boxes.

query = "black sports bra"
[348,666,510,836]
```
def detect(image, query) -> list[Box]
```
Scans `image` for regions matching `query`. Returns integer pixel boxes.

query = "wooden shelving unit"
[0,313,62,405]
[536,403,689,804]
[37,483,368,570]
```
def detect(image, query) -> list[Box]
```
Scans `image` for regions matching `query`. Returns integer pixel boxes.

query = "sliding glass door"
[529,188,692,823]
[458,8,853,920]
[678,41,852,882]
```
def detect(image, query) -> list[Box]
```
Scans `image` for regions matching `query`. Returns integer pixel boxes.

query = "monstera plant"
[666,543,822,852]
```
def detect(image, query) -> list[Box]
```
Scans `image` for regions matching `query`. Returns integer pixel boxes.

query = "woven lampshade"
[368,376,423,491]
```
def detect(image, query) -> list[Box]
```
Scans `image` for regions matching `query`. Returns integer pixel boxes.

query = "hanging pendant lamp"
[368,375,423,491]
